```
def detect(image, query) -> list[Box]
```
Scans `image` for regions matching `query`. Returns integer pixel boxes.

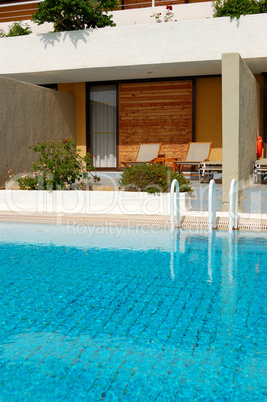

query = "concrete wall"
[0,77,76,187]
[222,53,260,210]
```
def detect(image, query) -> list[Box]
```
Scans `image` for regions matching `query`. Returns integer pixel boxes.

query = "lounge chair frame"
[173,142,213,179]
[253,158,267,183]
[199,161,222,183]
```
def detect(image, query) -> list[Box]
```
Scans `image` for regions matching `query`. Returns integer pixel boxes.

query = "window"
[88,85,117,168]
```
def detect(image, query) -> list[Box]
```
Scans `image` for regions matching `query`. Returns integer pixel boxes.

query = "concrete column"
[222,53,260,211]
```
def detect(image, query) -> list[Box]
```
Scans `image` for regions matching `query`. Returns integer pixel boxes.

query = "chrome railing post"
[170,179,180,231]
[229,179,238,233]
[208,179,217,232]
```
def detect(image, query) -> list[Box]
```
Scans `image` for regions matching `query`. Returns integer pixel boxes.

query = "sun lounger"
[199,161,222,183]
[253,158,267,183]
[173,142,213,179]
[121,143,162,167]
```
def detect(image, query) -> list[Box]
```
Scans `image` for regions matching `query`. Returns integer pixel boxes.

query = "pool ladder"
[170,178,238,232]
[208,178,238,233]
[229,179,238,233]
[208,179,217,232]
[170,179,180,231]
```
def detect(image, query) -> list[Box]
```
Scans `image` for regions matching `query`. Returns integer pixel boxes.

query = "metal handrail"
[170,179,180,231]
[208,179,217,232]
[229,179,238,233]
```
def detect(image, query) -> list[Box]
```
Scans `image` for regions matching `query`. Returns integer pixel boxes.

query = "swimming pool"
[0,223,266,401]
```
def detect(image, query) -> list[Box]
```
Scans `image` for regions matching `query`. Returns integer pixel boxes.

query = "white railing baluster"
[208,179,217,232]
[170,179,180,231]
[229,179,238,233]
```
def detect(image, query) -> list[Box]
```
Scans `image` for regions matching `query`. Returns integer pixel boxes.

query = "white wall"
[0,190,190,215]
[0,13,267,85]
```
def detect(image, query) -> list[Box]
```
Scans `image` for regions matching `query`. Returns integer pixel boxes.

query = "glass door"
[89,85,117,168]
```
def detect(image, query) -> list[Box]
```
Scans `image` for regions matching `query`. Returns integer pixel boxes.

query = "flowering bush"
[17,172,38,191]
[151,5,175,23]
[10,139,100,191]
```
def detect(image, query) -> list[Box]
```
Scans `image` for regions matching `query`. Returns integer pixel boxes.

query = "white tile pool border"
[0,212,266,232]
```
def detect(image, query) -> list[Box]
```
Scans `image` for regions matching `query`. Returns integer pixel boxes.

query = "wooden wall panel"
[0,1,39,23]
[119,80,192,165]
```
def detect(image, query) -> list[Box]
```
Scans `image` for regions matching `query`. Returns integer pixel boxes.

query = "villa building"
[0,0,266,208]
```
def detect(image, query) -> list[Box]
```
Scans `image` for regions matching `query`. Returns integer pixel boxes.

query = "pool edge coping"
[0,212,266,232]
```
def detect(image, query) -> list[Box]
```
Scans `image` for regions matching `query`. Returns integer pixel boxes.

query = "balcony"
[0,12,266,85]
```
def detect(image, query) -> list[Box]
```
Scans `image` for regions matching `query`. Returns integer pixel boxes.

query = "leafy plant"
[213,0,267,19]
[17,172,38,190]
[13,138,99,190]
[119,163,193,194]
[32,0,119,32]
[0,22,32,38]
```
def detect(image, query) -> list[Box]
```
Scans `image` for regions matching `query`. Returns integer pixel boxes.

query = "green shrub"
[32,0,119,32]
[13,138,99,190]
[0,22,32,38]
[17,172,38,190]
[213,0,267,19]
[119,163,193,194]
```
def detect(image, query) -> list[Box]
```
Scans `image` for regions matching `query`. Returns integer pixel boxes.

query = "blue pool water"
[0,223,266,401]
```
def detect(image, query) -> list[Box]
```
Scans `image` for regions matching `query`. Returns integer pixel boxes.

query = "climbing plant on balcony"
[32,0,119,32]
[213,0,267,19]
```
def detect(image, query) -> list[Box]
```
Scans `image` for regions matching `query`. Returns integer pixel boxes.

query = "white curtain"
[90,86,117,168]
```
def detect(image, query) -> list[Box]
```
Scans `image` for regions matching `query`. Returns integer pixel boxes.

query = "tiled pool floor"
[0,225,266,400]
